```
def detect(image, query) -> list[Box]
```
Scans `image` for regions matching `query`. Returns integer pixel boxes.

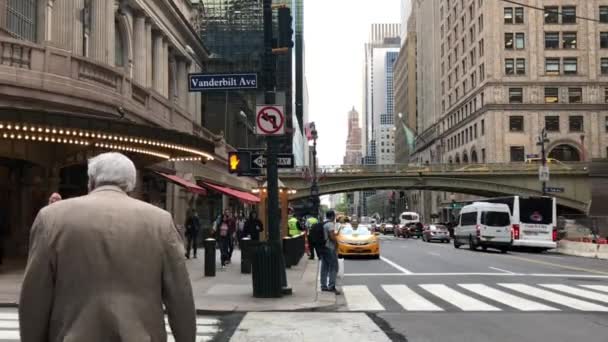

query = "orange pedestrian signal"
[228,152,240,173]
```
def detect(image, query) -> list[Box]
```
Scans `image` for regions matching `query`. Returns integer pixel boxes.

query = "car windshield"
[340,226,372,236]
[431,225,447,231]
[402,214,416,220]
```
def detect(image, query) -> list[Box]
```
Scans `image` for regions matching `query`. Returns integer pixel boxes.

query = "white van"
[399,212,420,226]
[454,202,512,253]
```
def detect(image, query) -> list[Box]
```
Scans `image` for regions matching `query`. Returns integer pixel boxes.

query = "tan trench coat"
[19,186,196,342]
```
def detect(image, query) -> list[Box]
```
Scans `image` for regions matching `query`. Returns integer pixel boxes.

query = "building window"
[515,33,525,49]
[505,59,514,75]
[602,58,608,75]
[115,21,125,67]
[470,49,476,66]
[601,6,608,23]
[509,88,523,103]
[605,88,608,103]
[601,32,608,49]
[544,6,559,24]
[515,7,524,24]
[568,88,582,104]
[509,116,524,132]
[474,124,478,138]
[481,119,485,135]
[471,72,476,88]
[561,6,576,24]
[4,0,38,42]
[516,59,526,75]
[479,39,484,57]
[563,32,577,49]
[478,14,483,32]
[545,87,559,103]
[545,58,561,75]
[569,116,584,132]
[545,116,560,132]
[470,27,475,44]
[482,148,486,163]
[605,116,608,133]
[479,63,485,81]
[510,146,525,162]
[505,33,514,49]
[504,8,514,24]
[545,32,559,49]
[563,58,578,75]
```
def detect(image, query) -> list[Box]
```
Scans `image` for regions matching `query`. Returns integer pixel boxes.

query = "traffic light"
[228,152,241,174]
[278,7,294,49]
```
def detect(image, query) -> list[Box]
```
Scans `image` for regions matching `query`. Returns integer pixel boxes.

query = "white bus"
[481,196,557,251]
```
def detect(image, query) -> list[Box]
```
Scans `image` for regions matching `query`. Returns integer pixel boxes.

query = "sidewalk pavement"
[0,248,337,312]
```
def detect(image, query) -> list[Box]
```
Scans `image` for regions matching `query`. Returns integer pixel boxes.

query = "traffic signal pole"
[262,0,291,295]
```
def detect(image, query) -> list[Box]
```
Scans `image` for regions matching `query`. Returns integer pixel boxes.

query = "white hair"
[87,152,137,192]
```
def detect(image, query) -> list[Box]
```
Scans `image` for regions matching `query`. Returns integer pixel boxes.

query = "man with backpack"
[317,210,340,294]
[306,216,320,260]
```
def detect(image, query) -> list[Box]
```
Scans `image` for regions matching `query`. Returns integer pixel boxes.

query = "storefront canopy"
[157,172,207,195]
[201,182,260,204]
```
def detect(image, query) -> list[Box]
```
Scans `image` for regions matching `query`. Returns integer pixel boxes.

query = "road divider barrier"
[557,240,608,260]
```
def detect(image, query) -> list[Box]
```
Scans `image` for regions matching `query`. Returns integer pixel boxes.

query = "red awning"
[202,182,260,203]
[157,173,207,195]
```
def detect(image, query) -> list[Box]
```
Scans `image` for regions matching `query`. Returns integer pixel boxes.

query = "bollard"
[204,238,216,277]
[240,237,252,274]
[282,236,293,268]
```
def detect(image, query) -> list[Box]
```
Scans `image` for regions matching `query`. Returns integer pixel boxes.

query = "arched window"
[115,20,125,67]
[471,149,478,163]
[549,144,581,162]
[449,157,453,164]
[463,151,469,163]
[5,0,38,42]
[455,154,461,164]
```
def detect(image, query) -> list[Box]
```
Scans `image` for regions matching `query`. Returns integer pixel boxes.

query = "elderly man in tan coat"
[19,152,196,342]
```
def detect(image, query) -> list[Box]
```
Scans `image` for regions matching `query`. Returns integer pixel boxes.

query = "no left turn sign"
[256,105,285,136]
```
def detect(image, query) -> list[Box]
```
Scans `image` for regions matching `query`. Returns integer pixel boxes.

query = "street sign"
[545,187,564,193]
[256,105,285,135]
[250,153,294,169]
[188,73,258,91]
[539,165,550,182]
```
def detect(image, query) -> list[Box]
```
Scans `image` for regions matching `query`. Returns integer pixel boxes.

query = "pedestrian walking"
[305,216,320,260]
[217,213,232,268]
[319,210,340,294]
[243,211,263,241]
[19,152,196,342]
[236,211,246,247]
[223,210,236,262]
[185,210,201,259]
[47,192,62,205]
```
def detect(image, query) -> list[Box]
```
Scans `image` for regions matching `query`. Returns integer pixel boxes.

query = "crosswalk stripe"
[343,285,385,311]
[499,284,608,312]
[0,330,19,340]
[0,313,18,320]
[580,285,608,294]
[0,320,20,328]
[420,284,501,311]
[168,335,213,342]
[539,284,608,304]
[458,284,559,311]
[382,285,443,311]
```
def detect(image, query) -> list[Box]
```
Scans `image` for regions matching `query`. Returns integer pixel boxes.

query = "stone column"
[90,0,112,64]
[133,14,146,85]
[72,0,84,55]
[145,20,153,87]
[162,39,169,97]
[51,0,72,49]
[177,58,188,109]
[152,32,163,93]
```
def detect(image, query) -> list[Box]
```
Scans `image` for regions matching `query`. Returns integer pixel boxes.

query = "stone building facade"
[0,0,256,257]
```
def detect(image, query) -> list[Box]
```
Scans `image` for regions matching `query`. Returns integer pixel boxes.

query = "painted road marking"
[380,256,412,274]
[499,284,608,312]
[505,255,608,275]
[459,284,558,311]
[420,284,501,311]
[580,285,608,293]
[343,285,385,311]
[539,284,608,304]
[382,285,443,311]
[489,267,517,275]
[343,272,608,278]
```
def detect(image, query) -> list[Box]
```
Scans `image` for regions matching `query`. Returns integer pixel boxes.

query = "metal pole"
[224,91,229,140]
[262,0,290,295]
[541,129,547,196]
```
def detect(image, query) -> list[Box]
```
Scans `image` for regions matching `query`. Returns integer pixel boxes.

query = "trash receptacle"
[204,238,216,277]
[252,242,282,298]
[240,237,252,274]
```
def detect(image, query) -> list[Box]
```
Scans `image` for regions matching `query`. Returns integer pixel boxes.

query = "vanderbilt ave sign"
[188,73,258,91]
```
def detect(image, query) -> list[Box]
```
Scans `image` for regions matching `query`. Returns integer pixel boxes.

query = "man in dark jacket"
[185,211,201,259]
[243,211,264,241]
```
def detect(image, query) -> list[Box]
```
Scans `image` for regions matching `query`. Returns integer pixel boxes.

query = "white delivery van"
[399,212,420,226]
[454,202,512,253]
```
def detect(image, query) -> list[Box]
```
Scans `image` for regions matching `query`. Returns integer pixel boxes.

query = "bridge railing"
[279,162,589,175]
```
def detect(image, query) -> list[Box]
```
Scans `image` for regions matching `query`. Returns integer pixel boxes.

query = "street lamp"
[536,128,550,196]
[309,123,320,217]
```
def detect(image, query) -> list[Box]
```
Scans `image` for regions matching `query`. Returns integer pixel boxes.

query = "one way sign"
[250,153,294,169]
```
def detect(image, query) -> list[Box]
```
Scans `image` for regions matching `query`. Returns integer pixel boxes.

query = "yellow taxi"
[337,223,380,258]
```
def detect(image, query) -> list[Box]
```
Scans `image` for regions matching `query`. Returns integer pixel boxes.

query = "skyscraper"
[344,107,364,165]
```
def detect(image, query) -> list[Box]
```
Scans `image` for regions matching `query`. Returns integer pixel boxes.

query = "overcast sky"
[304,0,402,166]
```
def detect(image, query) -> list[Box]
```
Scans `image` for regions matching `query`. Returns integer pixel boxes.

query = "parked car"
[453,202,512,253]
[422,224,451,243]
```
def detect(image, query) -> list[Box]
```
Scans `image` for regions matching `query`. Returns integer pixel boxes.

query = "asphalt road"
[340,235,608,342]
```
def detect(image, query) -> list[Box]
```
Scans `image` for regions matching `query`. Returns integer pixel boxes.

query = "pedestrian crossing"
[0,309,220,342]
[341,283,608,313]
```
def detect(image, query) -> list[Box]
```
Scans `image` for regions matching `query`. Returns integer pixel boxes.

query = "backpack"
[309,221,328,245]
